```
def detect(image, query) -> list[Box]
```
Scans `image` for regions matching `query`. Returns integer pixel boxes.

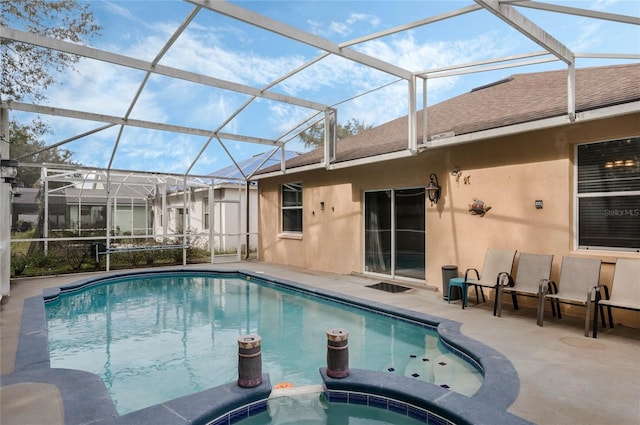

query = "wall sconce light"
[320,201,325,211]
[426,173,441,206]
[1,159,19,184]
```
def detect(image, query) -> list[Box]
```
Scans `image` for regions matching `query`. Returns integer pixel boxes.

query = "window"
[176,207,188,233]
[203,196,209,230]
[576,137,639,251]
[281,182,303,233]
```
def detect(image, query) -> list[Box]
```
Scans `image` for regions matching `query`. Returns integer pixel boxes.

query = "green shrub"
[62,242,89,271]
[11,252,28,276]
[29,250,62,269]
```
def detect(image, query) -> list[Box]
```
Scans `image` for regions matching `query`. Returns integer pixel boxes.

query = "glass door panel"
[364,190,392,275]
[394,188,425,280]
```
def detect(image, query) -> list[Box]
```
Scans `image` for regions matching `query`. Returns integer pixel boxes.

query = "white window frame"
[280,182,303,235]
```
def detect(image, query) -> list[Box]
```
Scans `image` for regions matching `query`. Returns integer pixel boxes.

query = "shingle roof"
[272,63,640,170]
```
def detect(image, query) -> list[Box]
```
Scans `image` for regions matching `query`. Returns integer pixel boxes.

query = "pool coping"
[1,268,532,425]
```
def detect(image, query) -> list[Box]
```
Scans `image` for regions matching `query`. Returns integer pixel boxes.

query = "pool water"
[46,273,481,414]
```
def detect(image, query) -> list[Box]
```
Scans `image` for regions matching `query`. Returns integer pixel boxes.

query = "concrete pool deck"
[2,261,639,425]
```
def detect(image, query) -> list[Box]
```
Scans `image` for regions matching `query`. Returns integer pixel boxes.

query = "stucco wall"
[258,114,640,327]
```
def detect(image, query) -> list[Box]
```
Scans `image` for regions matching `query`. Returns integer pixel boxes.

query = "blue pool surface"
[4,269,531,425]
[45,272,481,414]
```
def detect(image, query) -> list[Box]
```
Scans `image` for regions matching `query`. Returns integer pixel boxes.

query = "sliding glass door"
[364,188,425,280]
[364,190,392,275]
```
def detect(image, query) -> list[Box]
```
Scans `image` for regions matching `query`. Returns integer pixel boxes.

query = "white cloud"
[569,21,603,52]
[307,13,381,38]
[591,0,620,11]
[102,1,136,21]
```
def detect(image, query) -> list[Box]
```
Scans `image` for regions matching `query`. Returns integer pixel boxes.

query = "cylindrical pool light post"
[237,334,262,388]
[326,328,349,378]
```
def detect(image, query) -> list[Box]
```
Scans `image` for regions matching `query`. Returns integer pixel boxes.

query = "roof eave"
[254,101,639,180]
[420,101,639,150]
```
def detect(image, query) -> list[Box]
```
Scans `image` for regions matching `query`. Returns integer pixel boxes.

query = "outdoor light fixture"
[1,159,18,184]
[426,173,441,206]
[12,181,24,197]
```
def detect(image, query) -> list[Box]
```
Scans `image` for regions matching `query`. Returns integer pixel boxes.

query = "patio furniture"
[448,277,468,307]
[537,256,602,336]
[593,258,640,338]
[496,253,554,318]
[463,248,517,314]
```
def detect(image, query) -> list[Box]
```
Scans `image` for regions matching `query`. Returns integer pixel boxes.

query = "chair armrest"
[464,268,480,282]
[590,284,608,302]
[539,279,555,295]
[497,272,513,287]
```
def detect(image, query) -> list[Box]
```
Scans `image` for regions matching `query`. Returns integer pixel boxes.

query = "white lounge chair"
[537,256,602,337]
[496,253,554,318]
[593,258,640,338]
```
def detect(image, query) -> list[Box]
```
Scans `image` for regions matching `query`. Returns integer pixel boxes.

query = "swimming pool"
[45,272,481,414]
[6,268,528,424]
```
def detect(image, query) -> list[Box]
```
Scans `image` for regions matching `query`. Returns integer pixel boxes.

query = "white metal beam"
[189,0,413,80]
[425,56,558,79]
[417,50,552,77]
[0,106,11,299]
[567,62,576,121]
[342,4,482,48]
[0,26,327,112]
[5,101,284,147]
[323,108,337,168]
[408,77,417,153]
[14,123,116,161]
[505,1,640,25]
[475,1,574,65]
[575,53,640,60]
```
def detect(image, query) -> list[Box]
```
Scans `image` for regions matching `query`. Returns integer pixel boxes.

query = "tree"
[1,0,101,103]
[9,118,75,187]
[1,0,101,182]
[299,118,373,149]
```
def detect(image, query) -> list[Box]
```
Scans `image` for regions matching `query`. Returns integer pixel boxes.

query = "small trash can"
[442,265,459,301]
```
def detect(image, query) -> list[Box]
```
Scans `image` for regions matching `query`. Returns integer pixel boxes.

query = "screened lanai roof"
[257,62,640,173]
[1,1,639,181]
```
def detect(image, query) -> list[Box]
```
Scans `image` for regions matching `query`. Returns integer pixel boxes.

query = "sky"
[8,0,640,176]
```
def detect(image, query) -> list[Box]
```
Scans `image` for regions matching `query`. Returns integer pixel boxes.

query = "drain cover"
[366,282,411,293]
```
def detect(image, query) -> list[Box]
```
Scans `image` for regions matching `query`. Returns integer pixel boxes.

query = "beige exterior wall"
[258,114,640,327]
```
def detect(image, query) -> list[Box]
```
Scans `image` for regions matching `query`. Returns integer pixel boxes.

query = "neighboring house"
[10,187,40,232]
[152,150,299,253]
[62,186,149,235]
[255,64,640,327]
[10,184,149,236]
